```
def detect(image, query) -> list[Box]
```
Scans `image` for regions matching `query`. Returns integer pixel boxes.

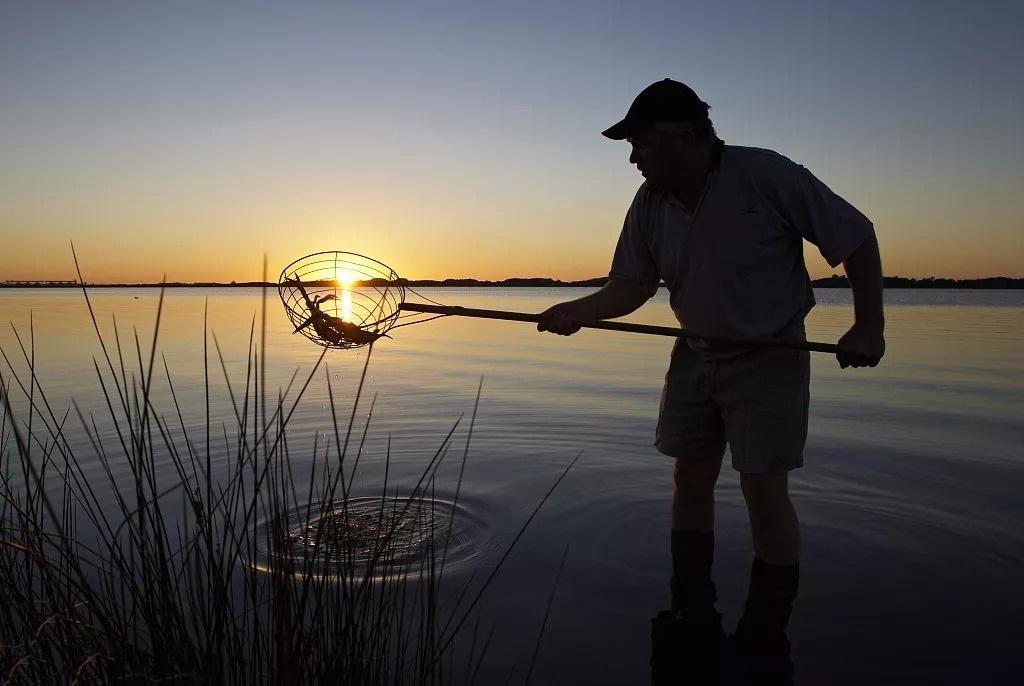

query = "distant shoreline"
[2,276,1023,289]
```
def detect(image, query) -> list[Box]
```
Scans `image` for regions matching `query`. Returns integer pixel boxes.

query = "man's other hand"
[536,302,590,336]
[836,321,885,368]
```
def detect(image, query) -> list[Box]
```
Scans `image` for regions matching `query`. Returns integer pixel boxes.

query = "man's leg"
[651,455,726,682]
[721,344,808,683]
[670,454,724,614]
[672,454,724,533]
[740,472,799,566]
[735,473,799,685]
[650,346,726,681]
[740,472,801,638]
[656,342,725,615]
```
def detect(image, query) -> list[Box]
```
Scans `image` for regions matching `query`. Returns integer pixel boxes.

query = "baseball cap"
[601,78,708,140]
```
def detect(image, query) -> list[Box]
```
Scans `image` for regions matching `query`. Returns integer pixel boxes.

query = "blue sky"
[2,0,1022,281]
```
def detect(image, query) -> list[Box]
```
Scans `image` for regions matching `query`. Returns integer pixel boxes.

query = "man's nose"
[629,148,639,165]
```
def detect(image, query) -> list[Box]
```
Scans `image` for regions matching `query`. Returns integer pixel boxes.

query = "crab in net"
[278,252,412,349]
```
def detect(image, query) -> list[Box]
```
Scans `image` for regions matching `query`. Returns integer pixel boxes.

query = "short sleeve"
[609,187,660,293]
[781,166,874,268]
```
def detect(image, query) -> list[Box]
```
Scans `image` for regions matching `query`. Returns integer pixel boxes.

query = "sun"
[335,268,358,287]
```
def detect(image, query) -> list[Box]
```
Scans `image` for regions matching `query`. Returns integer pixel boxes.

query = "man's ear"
[667,130,695,155]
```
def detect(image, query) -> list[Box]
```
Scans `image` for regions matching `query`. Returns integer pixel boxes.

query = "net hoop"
[277,251,406,349]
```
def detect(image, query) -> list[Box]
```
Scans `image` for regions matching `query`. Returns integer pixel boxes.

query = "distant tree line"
[810,275,1024,289]
[3,276,1022,289]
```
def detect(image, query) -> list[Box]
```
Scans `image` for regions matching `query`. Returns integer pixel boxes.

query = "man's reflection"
[650,556,796,684]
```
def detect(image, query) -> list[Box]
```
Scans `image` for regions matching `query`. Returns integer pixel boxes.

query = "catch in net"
[278,252,405,349]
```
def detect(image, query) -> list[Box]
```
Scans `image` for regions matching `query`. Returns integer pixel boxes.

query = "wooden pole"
[398,303,838,354]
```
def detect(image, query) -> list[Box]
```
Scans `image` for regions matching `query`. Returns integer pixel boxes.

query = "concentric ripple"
[252,496,486,580]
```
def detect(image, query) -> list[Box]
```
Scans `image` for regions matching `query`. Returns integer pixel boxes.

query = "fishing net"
[278,252,406,349]
[278,251,838,354]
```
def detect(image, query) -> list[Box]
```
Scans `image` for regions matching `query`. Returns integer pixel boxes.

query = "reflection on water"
[1,287,1022,683]
[251,496,488,580]
[341,286,352,322]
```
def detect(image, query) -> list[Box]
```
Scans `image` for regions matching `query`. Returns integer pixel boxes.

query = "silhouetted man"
[537,79,885,682]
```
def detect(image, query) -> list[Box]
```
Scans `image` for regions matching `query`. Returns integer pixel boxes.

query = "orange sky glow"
[2,3,1022,285]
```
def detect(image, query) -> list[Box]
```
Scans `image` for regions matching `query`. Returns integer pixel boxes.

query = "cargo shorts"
[654,336,810,474]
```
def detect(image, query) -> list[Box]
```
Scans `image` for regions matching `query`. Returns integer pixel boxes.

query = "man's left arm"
[838,230,886,368]
[768,159,887,369]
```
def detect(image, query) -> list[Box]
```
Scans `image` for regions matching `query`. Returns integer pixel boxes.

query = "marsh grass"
[0,276,576,684]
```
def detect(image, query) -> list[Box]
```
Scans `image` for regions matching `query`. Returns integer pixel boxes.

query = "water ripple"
[251,495,494,580]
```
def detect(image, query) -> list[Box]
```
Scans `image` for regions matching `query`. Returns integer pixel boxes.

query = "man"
[536,79,885,681]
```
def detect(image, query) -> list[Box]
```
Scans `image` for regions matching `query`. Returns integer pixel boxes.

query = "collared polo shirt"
[609,140,873,348]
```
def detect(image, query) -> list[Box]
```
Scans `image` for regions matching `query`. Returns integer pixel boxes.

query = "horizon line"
[3,275,1024,289]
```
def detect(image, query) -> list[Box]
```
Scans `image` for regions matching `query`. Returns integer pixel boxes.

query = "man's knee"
[740,472,791,512]
[673,455,723,498]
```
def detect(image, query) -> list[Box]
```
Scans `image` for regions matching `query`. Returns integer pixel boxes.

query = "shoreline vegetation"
[3,275,1024,289]
[1,281,573,682]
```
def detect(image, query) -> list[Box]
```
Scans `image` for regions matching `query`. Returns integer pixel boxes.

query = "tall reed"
[0,280,575,684]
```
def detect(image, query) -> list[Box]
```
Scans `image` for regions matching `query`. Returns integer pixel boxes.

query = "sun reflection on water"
[340,287,352,323]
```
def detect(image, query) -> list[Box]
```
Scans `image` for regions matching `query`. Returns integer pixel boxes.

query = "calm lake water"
[2,287,1023,684]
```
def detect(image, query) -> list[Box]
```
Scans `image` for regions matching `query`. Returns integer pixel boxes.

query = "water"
[2,286,1023,684]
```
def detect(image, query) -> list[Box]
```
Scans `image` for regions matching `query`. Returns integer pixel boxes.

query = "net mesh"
[278,252,405,349]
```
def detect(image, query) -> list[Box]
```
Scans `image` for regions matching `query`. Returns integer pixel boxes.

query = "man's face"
[627,127,692,190]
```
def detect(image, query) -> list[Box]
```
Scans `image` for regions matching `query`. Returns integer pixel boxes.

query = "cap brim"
[601,119,635,140]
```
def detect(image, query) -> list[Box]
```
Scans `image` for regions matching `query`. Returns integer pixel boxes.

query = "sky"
[2,0,1022,283]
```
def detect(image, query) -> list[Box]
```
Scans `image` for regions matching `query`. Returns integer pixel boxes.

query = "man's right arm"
[536,278,656,336]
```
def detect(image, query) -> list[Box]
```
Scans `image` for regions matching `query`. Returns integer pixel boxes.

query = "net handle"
[398,303,839,354]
